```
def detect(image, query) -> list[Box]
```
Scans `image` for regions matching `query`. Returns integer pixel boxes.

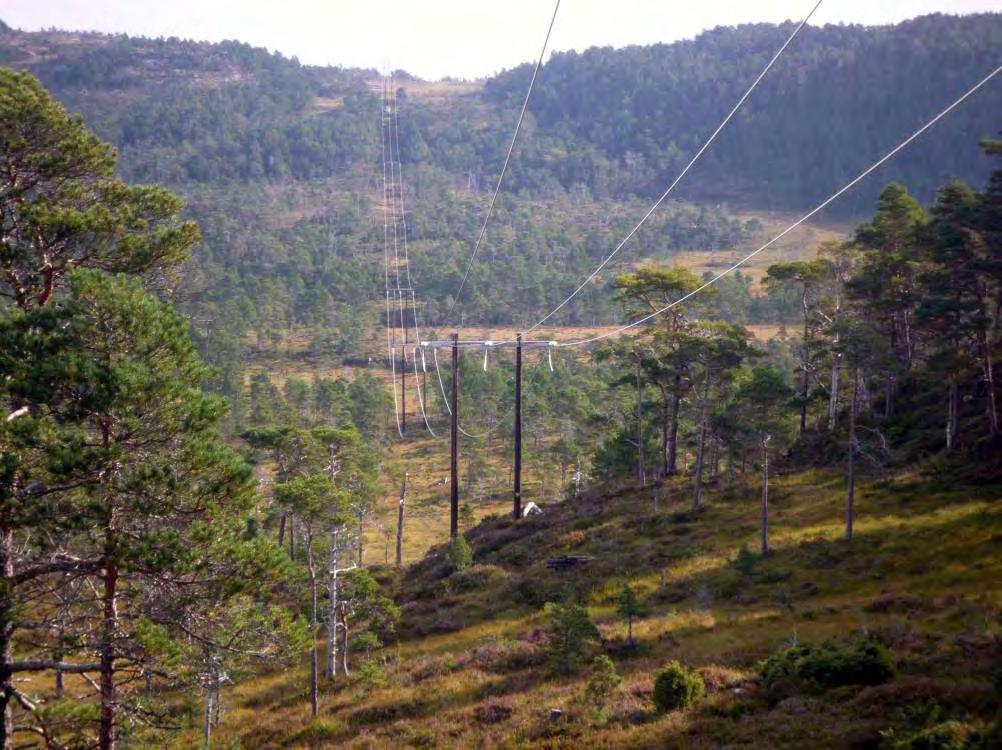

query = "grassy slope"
[182,464,1002,748]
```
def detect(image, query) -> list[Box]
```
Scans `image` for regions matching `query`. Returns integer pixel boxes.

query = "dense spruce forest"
[0,9,1001,749]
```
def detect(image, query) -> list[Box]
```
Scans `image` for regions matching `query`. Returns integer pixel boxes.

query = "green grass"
[177,465,1002,748]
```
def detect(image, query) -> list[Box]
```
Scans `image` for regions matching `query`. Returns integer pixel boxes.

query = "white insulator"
[547,346,554,372]
[420,347,427,372]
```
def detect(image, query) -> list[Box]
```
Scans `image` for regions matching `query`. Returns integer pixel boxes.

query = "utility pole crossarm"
[419,339,556,349]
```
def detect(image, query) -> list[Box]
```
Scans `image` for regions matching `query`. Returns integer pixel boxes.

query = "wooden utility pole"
[513,333,523,519]
[450,333,460,539]
[396,472,407,566]
[418,336,554,541]
[421,353,428,418]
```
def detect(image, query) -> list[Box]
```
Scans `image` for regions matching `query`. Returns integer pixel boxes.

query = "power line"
[554,64,1002,349]
[411,344,437,437]
[431,345,487,439]
[379,75,404,438]
[386,77,439,436]
[448,0,561,315]
[527,0,823,333]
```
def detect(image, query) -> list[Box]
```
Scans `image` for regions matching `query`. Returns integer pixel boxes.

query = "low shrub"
[472,636,544,673]
[761,636,895,698]
[450,563,508,592]
[291,719,344,742]
[880,719,986,749]
[652,660,705,713]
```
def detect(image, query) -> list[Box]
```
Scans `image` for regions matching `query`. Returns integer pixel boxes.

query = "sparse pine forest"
[0,11,1001,749]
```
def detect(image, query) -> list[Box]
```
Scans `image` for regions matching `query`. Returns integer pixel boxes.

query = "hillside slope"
[187,465,1002,748]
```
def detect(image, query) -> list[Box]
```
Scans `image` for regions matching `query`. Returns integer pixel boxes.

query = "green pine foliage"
[583,654,622,716]
[544,597,600,676]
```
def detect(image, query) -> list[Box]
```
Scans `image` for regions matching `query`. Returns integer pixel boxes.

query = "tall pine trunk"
[203,684,214,749]
[666,377,682,476]
[799,303,809,435]
[980,328,999,438]
[846,372,858,541]
[0,521,13,750]
[325,543,338,680]
[692,384,709,509]
[946,375,959,449]
[100,520,119,750]
[885,327,896,419]
[306,535,318,718]
[636,363,646,486]
[760,437,771,555]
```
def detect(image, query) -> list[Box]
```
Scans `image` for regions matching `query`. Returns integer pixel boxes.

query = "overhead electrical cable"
[528,0,823,332]
[554,64,1002,349]
[432,346,487,439]
[448,0,561,314]
[411,346,437,437]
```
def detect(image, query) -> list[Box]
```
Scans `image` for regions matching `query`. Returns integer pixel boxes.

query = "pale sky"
[3,1,998,80]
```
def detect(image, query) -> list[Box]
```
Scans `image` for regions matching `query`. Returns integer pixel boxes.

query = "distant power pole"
[450,333,460,539]
[396,472,407,566]
[513,333,523,519]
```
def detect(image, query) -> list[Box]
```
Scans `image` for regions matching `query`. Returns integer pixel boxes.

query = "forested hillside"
[487,14,1000,209]
[0,15,996,371]
[2,14,997,205]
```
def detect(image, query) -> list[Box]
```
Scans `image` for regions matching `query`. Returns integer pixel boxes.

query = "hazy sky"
[3,1,998,80]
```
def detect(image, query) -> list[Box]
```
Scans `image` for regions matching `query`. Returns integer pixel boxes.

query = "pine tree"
[544,597,600,675]
[616,583,648,647]
[727,366,795,554]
